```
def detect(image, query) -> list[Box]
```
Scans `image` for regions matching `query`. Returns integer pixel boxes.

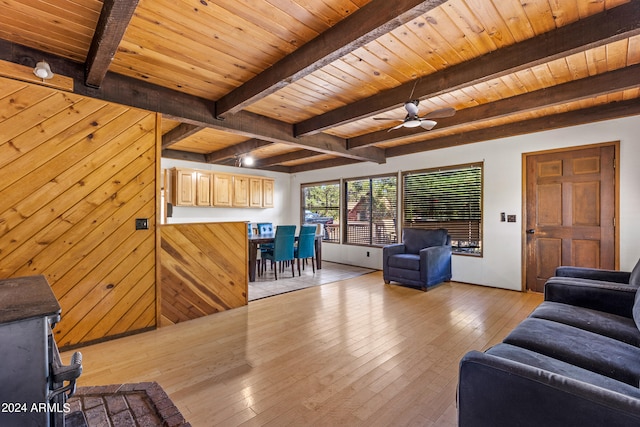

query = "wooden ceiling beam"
[348,64,640,148]
[204,139,272,163]
[161,123,204,149]
[161,149,207,163]
[84,0,139,88]
[215,0,448,117]
[295,1,640,137]
[254,150,320,167]
[180,110,386,163]
[0,39,384,164]
[386,99,640,158]
[289,157,363,174]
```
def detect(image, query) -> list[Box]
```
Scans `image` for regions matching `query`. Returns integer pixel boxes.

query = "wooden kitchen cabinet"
[262,178,274,208]
[249,177,263,207]
[232,175,249,207]
[213,173,233,207]
[171,168,196,206]
[195,171,212,206]
[170,168,274,208]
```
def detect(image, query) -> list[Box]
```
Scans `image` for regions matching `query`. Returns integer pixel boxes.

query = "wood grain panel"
[0,76,158,349]
[160,222,248,326]
[536,184,562,226]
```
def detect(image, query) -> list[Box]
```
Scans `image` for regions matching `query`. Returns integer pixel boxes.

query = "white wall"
[289,116,640,291]
[161,158,293,225]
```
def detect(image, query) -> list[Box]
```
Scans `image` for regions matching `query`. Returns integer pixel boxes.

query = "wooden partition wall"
[160,222,248,326]
[0,76,158,349]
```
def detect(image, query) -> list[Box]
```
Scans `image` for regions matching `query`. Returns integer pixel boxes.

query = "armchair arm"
[544,277,638,318]
[419,245,452,285]
[383,244,405,282]
[555,266,631,284]
[458,351,640,427]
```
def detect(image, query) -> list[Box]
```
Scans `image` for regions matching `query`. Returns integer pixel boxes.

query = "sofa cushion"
[402,228,447,254]
[503,318,640,386]
[486,343,640,399]
[530,301,640,347]
[388,254,420,271]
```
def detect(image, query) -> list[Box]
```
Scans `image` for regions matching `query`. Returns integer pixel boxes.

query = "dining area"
[247,223,323,282]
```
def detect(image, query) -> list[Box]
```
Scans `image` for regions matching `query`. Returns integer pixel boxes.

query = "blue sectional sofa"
[458,261,640,427]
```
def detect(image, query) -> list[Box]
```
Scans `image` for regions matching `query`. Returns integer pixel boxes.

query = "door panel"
[525,145,616,292]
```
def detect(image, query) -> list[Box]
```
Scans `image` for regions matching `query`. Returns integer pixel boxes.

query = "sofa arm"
[544,278,638,318]
[458,351,640,427]
[555,266,631,283]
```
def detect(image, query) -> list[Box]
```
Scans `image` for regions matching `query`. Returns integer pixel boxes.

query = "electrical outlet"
[135,218,149,230]
[366,251,370,257]
[500,212,506,222]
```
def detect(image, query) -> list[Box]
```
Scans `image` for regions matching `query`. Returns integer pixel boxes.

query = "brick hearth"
[66,382,190,427]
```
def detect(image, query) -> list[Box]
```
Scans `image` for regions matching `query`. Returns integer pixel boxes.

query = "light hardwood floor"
[63,271,543,426]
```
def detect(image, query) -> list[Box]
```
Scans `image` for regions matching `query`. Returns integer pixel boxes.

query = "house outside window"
[301,181,340,242]
[344,175,397,246]
[402,163,483,255]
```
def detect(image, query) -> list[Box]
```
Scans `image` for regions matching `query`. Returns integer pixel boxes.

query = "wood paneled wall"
[160,222,247,326]
[0,76,158,349]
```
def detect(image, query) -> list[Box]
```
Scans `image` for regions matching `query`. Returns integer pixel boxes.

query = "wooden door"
[525,144,616,292]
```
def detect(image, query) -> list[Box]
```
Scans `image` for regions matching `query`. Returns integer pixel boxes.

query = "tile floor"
[248,261,376,301]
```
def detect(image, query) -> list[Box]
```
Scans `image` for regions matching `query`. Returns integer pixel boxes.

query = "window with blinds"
[345,175,397,246]
[402,163,482,255]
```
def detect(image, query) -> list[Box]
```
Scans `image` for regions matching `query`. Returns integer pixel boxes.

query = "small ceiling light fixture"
[33,61,54,81]
[235,154,254,168]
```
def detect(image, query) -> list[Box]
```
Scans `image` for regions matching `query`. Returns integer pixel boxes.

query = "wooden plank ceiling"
[1,0,639,173]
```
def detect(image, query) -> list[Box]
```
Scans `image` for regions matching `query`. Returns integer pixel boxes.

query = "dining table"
[248,232,323,282]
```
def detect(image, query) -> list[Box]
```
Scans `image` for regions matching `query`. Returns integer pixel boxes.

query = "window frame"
[300,180,341,243]
[401,162,483,256]
[343,173,398,248]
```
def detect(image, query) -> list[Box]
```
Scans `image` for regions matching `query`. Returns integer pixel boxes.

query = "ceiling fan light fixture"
[404,120,422,128]
[33,61,54,80]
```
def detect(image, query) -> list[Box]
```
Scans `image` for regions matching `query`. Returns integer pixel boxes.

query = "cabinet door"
[195,172,212,206]
[262,179,274,208]
[249,177,263,207]
[233,175,249,207]
[213,173,233,207]
[172,168,196,206]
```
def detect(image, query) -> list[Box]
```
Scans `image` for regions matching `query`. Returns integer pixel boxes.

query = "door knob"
[526,229,535,234]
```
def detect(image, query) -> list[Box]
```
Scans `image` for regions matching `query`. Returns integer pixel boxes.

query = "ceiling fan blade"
[388,123,405,132]
[419,119,437,130]
[373,117,400,121]
[422,107,456,120]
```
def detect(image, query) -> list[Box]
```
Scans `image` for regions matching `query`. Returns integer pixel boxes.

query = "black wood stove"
[0,275,83,427]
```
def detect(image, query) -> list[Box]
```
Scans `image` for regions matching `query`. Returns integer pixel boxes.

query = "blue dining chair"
[295,224,316,275]
[257,223,273,234]
[261,225,296,280]
[257,222,275,264]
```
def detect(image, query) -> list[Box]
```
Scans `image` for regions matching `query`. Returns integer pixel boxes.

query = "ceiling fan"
[374,100,455,132]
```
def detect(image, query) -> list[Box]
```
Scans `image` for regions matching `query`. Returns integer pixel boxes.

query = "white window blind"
[403,164,482,255]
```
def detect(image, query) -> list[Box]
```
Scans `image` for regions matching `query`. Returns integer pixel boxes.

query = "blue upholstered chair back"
[247,223,253,237]
[271,225,296,262]
[296,225,316,259]
[258,223,274,234]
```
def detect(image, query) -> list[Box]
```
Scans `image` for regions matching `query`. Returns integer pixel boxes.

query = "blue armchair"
[383,228,452,291]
